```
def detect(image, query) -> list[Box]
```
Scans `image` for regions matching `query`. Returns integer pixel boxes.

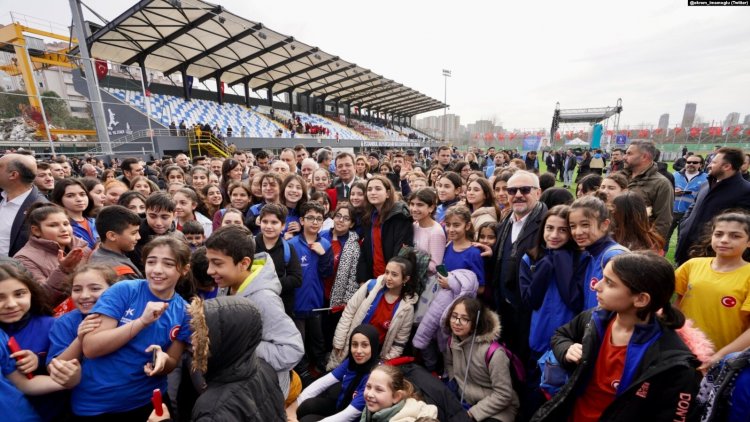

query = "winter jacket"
[70,217,99,249]
[357,201,414,283]
[218,252,304,396]
[676,172,750,264]
[328,276,418,370]
[443,308,520,422]
[580,237,628,310]
[470,206,497,234]
[254,234,302,317]
[413,269,478,351]
[190,296,285,422]
[322,230,361,307]
[532,309,702,422]
[89,244,143,280]
[672,170,708,214]
[288,233,333,315]
[13,235,90,305]
[360,398,438,422]
[519,248,587,355]
[624,162,674,240]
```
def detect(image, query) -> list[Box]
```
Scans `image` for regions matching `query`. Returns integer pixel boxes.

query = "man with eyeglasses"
[676,147,750,265]
[492,170,547,364]
[667,153,708,253]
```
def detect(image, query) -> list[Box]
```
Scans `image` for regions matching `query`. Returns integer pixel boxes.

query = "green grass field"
[537,160,678,263]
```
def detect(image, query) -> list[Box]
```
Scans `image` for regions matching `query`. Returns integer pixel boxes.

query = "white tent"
[565,138,589,146]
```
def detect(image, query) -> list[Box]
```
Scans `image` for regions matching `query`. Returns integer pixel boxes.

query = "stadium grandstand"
[69,0,445,156]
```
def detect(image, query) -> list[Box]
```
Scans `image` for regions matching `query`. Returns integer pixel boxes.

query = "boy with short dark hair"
[205,225,304,399]
[90,205,143,279]
[254,203,302,317]
[182,220,205,250]
[128,192,185,270]
[288,201,333,374]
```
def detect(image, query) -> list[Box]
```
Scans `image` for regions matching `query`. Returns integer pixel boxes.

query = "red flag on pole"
[95,59,108,80]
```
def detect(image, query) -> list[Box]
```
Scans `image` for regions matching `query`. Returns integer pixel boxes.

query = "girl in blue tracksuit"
[532,252,701,422]
[435,172,462,224]
[520,205,587,361]
[567,196,628,310]
[281,174,308,239]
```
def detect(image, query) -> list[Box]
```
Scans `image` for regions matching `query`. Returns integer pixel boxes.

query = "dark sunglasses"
[507,186,538,196]
[686,161,702,164]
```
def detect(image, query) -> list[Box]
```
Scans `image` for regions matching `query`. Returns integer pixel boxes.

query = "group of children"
[2,148,750,422]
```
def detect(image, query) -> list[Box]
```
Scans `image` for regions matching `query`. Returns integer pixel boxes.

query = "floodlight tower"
[442,69,451,142]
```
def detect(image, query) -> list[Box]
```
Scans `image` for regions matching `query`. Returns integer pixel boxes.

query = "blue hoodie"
[289,233,333,315]
[582,237,628,310]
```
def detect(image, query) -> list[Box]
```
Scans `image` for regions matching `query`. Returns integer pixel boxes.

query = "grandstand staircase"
[187,131,230,158]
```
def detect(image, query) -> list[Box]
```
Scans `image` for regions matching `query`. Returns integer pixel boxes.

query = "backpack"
[698,349,750,421]
[447,337,526,397]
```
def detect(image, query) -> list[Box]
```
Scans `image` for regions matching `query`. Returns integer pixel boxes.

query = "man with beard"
[623,140,673,240]
[675,147,750,264]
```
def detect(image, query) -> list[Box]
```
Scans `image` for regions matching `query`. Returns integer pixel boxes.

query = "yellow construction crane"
[0,22,96,138]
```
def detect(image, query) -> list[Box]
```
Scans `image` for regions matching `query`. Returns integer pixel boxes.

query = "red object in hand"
[8,336,33,379]
[152,389,163,416]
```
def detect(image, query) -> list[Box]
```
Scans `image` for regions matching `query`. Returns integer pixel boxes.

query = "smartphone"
[152,348,158,367]
[436,264,448,277]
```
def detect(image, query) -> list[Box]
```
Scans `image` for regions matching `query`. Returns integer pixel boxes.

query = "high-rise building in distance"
[681,103,697,128]
[724,112,740,128]
[658,113,670,130]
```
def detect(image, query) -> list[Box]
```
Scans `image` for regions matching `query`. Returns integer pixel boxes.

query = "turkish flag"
[554,132,561,140]
[675,127,683,134]
[95,59,108,80]
[219,82,225,98]
[690,127,701,137]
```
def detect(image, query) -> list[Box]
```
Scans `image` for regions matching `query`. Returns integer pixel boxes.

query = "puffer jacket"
[531,309,702,422]
[470,206,497,235]
[13,235,90,305]
[443,308,520,422]
[328,276,418,370]
[356,201,414,283]
[413,269,478,351]
[360,397,438,422]
[190,296,285,421]
[218,252,304,396]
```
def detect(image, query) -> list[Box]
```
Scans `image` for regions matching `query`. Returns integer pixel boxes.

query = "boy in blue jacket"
[289,201,334,376]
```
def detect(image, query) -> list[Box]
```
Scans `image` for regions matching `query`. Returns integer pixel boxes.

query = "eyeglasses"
[686,161,702,164]
[303,216,325,223]
[450,313,471,326]
[333,213,351,222]
[507,186,538,196]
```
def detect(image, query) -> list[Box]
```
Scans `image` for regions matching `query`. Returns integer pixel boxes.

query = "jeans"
[564,169,574,187]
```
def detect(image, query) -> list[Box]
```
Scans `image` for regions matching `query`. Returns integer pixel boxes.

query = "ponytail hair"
[389,250,418,299]
[609,251,685,329]
[371,365,417,400]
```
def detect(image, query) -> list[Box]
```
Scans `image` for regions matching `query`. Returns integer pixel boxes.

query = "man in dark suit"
[0,153,48,257]
[493,170,547,365]
[675,147,750,265]
[332,152,358,201]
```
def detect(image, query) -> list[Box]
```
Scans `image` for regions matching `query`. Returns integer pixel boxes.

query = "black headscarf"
[339,324,381,410]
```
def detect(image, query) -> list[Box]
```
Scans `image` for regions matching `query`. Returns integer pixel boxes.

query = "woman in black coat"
[356,175,414,283]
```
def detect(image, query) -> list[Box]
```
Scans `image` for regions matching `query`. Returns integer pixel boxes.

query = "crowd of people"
[0,140,749,422]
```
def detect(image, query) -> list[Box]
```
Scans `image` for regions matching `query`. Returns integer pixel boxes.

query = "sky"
[2,0,749,130]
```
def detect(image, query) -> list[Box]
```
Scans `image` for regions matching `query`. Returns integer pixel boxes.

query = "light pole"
[442,69,451,144]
